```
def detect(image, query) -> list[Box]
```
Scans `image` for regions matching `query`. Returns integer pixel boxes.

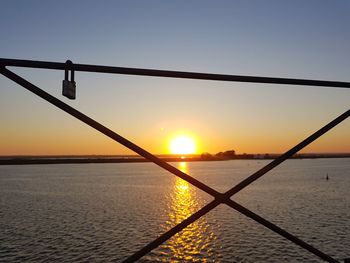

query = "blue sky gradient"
[1,0,349,155]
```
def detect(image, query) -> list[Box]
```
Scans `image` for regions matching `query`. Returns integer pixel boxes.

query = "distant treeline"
[200,150,350,160]
[1,152,350,165]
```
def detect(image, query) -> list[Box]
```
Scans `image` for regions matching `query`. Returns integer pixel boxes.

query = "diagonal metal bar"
[125,196,339,262]
[0,66,218,198]
[224,108,350,198]
[1,63,347,262]
[1,58,350,89]
[225,199,339,263]
[123,199,222,262]
[126,110,348,262]
[0,65,220,261]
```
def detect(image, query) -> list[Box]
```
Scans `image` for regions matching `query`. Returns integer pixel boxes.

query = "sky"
[0,0,349,155]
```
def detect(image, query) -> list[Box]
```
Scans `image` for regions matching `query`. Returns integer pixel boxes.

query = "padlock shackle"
[71,68,75,82]
[64,67,69,81]
[65,60,74,82]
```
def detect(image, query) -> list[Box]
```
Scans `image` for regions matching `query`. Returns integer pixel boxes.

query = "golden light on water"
[179,161,187,170]
[161,162,217,261]
[169,163,193,226]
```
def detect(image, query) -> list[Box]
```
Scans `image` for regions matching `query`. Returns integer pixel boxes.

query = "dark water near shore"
[0,158,349,262]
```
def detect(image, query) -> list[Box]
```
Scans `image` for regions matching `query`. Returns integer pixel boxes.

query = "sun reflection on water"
[160,162,218,262]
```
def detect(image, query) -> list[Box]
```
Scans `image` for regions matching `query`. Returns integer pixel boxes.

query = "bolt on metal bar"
[1,58,350,88]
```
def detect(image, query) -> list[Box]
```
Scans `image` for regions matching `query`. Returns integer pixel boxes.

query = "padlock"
[62,60,76,100]
[62,80,76,100]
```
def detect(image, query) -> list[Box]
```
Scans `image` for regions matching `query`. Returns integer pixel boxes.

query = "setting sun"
[170,136,196,155]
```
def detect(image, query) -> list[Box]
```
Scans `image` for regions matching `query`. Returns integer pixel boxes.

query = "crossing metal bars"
[1,58,349,262]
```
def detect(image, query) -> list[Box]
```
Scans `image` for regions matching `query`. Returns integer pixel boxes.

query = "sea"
[0,158,349,262]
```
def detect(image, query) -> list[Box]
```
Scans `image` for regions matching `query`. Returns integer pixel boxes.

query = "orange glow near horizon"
[1,117,349,156]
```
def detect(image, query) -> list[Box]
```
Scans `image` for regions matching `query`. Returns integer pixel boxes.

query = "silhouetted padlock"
[62,60,76,100]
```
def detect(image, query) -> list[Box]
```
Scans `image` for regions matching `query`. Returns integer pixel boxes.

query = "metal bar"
[224,109,350,198]
[1,58,350,88]
[0,66,224,262]
[127,109,349,261]
[126,194,338,263]
[1,63,347,262]
[124,199,221,262]
[226,199,339,263]
[0,67,218,198]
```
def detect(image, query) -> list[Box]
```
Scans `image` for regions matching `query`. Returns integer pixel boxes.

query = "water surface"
[0,158,349,262]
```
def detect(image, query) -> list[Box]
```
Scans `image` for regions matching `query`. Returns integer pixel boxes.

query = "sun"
[170,136,196,155]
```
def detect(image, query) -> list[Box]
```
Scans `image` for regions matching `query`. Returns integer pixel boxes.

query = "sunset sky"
[1,0,349,155]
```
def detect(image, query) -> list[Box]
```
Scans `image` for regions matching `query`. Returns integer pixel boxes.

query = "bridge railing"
[1,58,349,262]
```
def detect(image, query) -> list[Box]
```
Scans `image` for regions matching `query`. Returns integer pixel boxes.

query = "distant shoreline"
[1,153,349,165]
